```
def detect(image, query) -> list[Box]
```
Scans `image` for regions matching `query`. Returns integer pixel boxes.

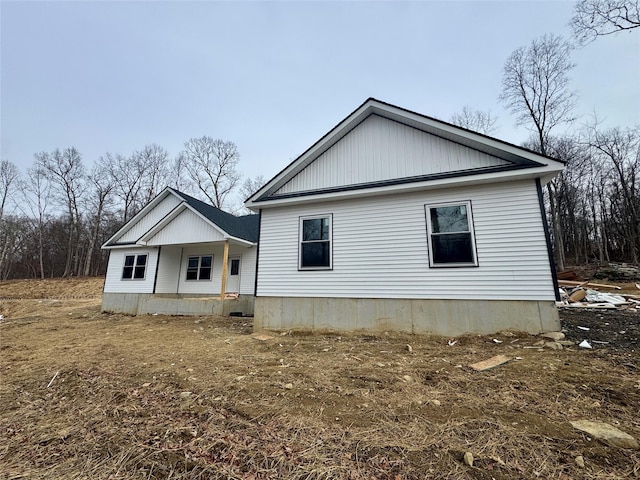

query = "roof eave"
[248,163,564,209]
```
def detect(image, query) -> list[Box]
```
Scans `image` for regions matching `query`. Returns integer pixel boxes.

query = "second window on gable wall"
[186,255,213,280]
[425,202,478,267]
[299,215,332,269]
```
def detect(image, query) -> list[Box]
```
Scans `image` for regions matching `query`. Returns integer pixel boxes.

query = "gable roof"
[174,189,260,243]
[102,187,259,249]
[246,98,565,209]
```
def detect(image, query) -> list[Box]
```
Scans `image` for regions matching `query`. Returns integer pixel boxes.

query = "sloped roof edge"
[102,187,259,249]
[246,98,565,206]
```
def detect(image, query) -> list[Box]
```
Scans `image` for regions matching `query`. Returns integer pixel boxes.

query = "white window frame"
[425,201,478,268]
[121,253,148,280]
[185,254,213,281]
[298,214,333,270]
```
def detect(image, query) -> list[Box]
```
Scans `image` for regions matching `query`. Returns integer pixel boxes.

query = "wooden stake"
[47,371,60,388]
[558,280,621,290]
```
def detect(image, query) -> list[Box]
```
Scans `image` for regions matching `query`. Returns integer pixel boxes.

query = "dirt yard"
[1,278,639,479]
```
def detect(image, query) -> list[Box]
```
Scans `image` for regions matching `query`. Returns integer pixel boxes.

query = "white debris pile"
[557,280,640,311]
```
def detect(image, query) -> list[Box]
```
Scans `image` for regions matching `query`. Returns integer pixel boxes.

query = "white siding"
[276,115,508,195]
[154,245,181,294]
[257,180,555,301]
[167,243,257,295]
[177,245,222,295]
[103,247,159,293]
[118,195,181,243]
[230,244,257,295]
[146,209,226,246]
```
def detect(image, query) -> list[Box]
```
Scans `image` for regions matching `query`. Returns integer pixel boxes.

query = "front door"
[226,256,241,293]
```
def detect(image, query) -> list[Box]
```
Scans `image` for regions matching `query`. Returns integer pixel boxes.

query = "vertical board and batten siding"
[103,248,159,293]
[257,180,554,301]
[231,244,257,295]
[146,209,226,246]
[117,195,181,243]
[275,115,509,195]
[154,245,182,294]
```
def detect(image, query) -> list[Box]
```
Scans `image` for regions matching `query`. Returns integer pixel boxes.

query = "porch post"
[220,240,229,299]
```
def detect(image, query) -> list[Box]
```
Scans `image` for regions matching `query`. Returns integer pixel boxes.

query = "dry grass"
[1,278,639,479]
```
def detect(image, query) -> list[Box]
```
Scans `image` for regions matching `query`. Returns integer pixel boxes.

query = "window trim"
[298,214,333,271]
[425,201,478,268]
[185,254,214,281]
[121,253,148,280]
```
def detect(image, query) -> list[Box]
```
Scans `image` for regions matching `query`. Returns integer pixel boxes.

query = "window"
[230,258,240,275]
[122,254,147,279]
[186,255,213,281]
[425,202,477,267]
[299,215,332,269]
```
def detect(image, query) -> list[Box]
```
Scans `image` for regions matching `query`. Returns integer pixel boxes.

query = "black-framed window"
[186,255,213,281]
[299,215,332,269]
[425,202,478,267]
[122,254,148,280]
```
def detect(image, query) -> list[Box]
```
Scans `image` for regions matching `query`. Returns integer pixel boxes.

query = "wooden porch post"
[220,240,229,299]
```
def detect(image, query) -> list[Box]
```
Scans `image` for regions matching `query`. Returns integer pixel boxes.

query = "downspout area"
[536,178,561,301]
[152,246,161,294]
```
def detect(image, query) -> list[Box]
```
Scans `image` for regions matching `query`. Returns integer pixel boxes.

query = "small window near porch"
[186,255,213,281]
[122,254,147,280]
[425,202,478,267]
[299,215,332,269]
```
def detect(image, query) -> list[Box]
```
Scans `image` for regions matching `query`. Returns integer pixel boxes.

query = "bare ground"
[0,278,639,479]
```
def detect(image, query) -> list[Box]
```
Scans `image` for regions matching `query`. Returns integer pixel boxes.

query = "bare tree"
[571,0,640,44]
[20,166,52,279]
[106,152,145,223]
[499,34,577,156]
[0,160,22,279]
[236,175,266,214]
[134,144,171,205]
[35,147,86,277]
[585,124,640,262]
[169,152,194,194]
[449,106,499,135]
[0,160,20,221]
[83,156,116,276]
[182,137,241,210]
[499,33,577,271]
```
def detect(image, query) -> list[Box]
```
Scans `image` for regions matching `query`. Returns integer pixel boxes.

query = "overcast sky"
[2,0,639,184]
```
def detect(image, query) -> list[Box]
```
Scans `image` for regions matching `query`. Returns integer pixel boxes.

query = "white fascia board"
[250,163,564,209]
[246,102,373,206]
[102,243,156,250]
[226,236,256,247]
[368,102,564,168]
[101,187,177,249]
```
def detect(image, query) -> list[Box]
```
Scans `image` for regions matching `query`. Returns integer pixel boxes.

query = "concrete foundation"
[254,297,560,336]
[102,293,254,317]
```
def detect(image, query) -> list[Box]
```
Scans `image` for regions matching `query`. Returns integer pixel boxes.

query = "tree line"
[0,139,264,280]
[1,0,638,280]
[449,1,640,272]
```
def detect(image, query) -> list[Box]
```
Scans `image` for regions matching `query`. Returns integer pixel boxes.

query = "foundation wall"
[102,293,254,317]
[254,297,559,336]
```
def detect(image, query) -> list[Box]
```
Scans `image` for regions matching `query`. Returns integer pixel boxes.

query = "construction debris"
[469,354,511,372]
[557,281,638,311]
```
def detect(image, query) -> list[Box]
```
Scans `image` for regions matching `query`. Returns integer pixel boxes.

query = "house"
[245,98,565,336]
[101,187,259,316]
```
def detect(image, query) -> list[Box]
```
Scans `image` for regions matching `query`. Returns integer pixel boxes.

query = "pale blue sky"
[2,1,639,182]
